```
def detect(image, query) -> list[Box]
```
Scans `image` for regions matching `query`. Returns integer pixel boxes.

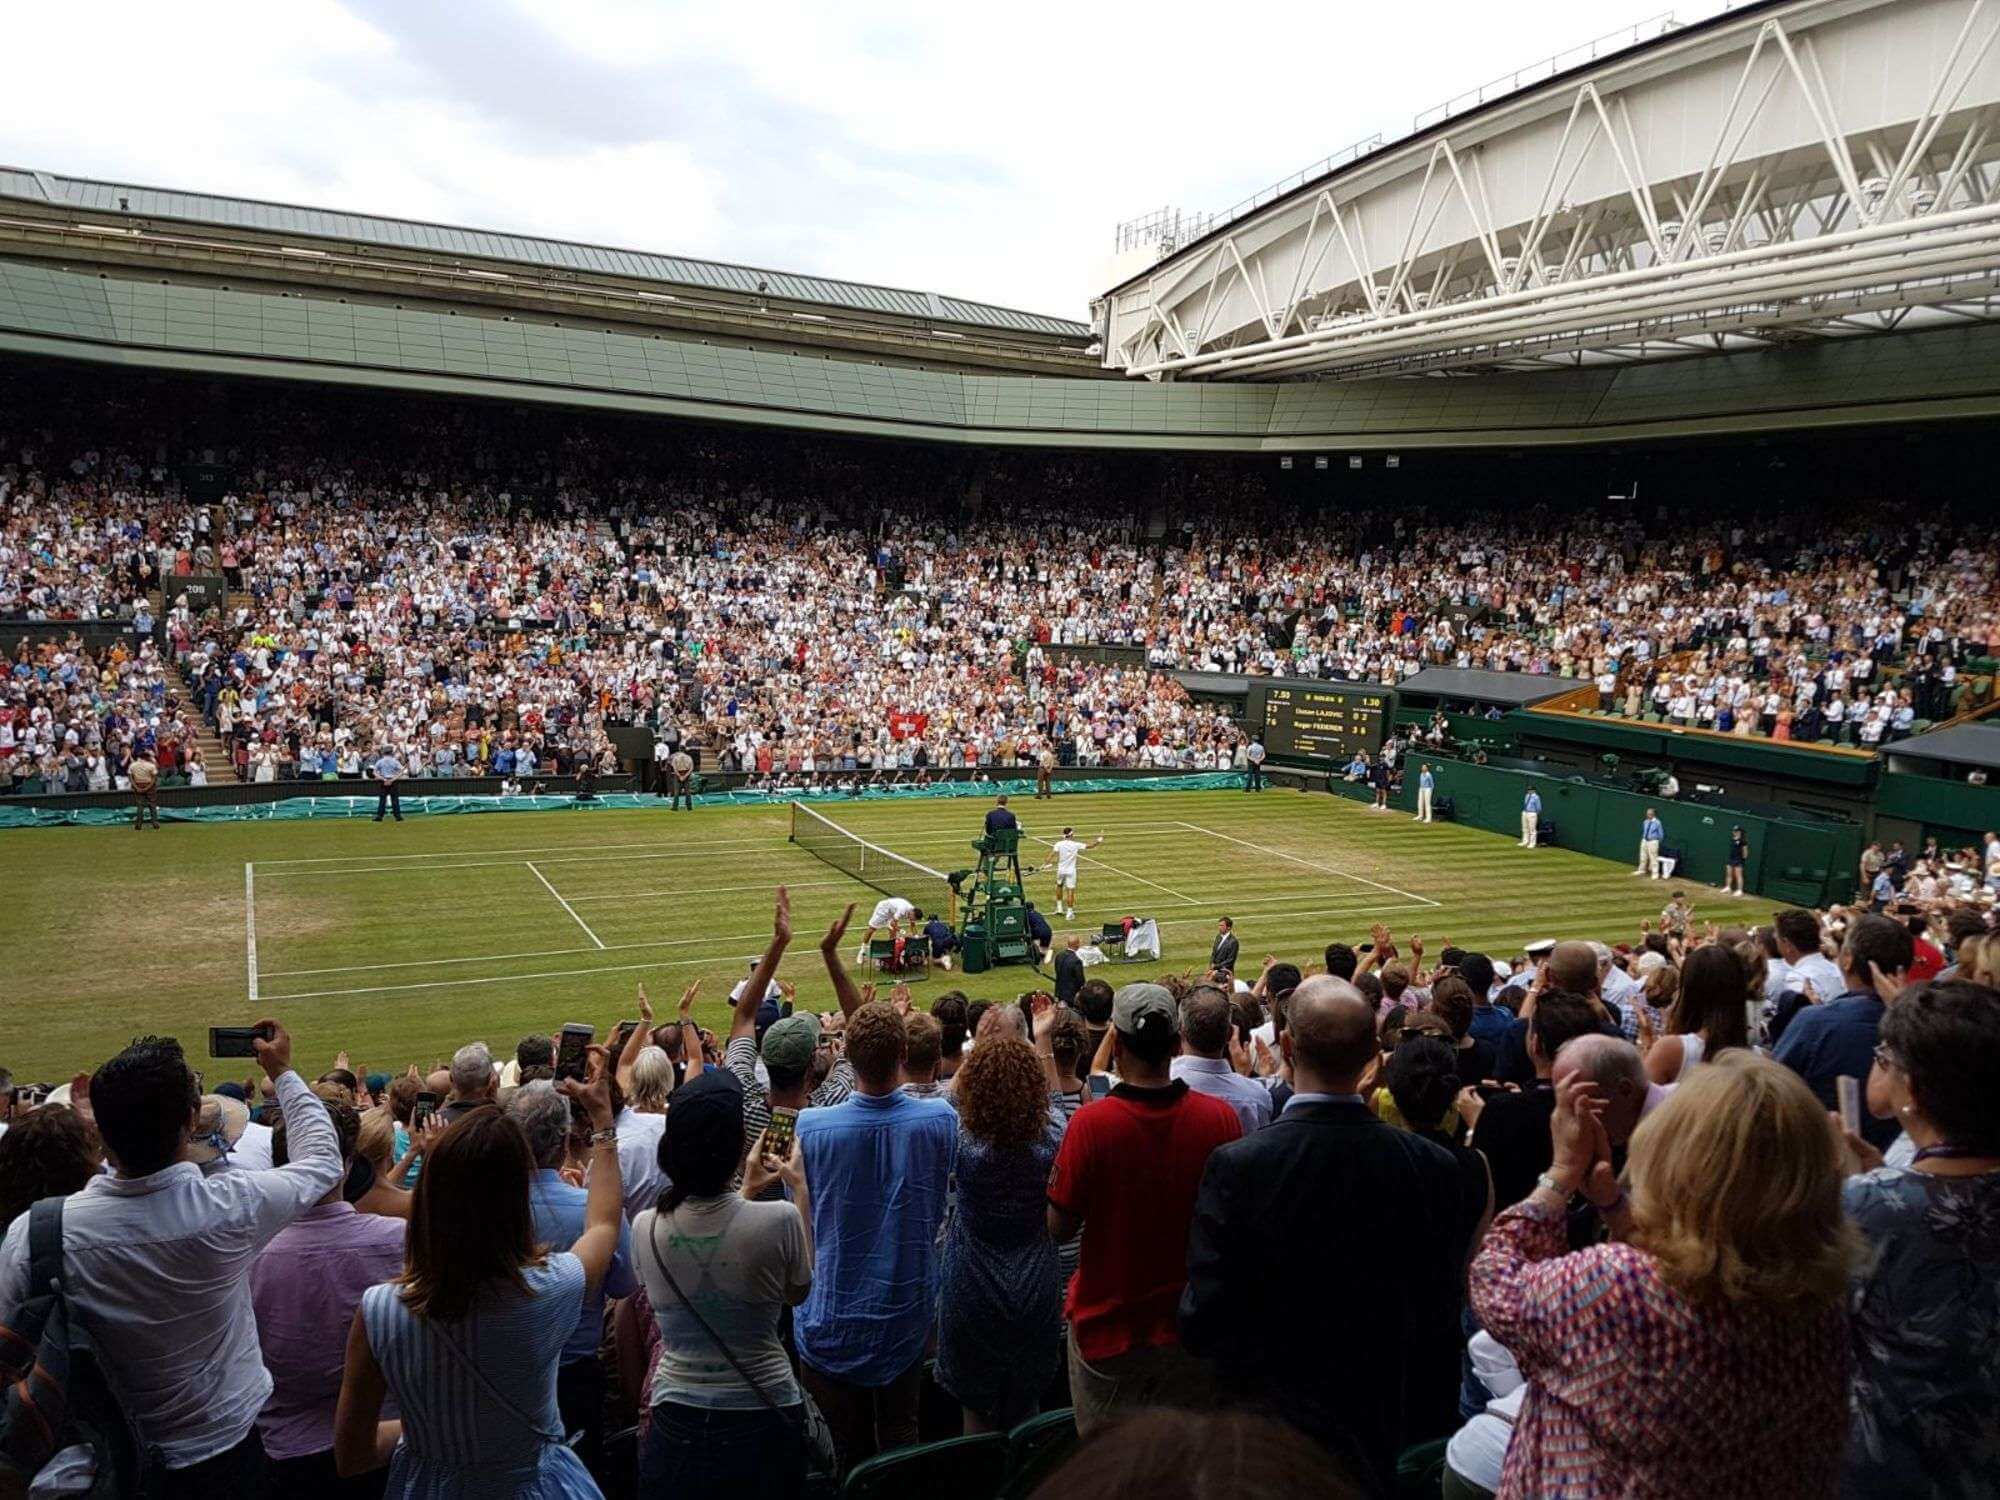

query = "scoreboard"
[1260,683,1389,762]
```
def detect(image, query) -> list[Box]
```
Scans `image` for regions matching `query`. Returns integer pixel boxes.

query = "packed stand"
[6,378,2000,809]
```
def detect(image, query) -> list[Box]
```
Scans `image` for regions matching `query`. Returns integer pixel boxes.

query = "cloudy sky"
[5,1,1699,321]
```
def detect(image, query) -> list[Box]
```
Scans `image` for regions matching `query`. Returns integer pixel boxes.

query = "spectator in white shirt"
[0,1022,340,1496]
[1169,987,1271,1134]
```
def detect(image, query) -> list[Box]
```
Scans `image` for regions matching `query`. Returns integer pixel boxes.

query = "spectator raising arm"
[559,1045,626,1296]
[616,982,655,1095]
[244,1018,345,1240]
[730,887,794,1045]
[818,901,863,1017]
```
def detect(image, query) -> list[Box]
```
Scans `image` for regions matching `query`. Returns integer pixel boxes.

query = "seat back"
[842,1433,1011,1500]
[999,1409,1077,1500]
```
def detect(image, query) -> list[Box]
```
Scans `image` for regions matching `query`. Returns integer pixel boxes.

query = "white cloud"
[1,0,1690,319]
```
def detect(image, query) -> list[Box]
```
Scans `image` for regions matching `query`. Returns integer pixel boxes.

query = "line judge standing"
[1414,763,1435,823]
[1244,735,1266,792]
[371,745,405,823]
[1520,787,1541,848]
[1635,805,1665,879]
[668,744,695,811]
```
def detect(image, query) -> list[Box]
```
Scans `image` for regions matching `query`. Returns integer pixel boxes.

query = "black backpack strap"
[27,1198,65,1299]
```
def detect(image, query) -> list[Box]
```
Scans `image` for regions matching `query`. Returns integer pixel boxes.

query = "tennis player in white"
[856,894,918,963]
[1039,826,1103,920]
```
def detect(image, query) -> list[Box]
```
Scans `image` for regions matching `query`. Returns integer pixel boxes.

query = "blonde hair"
[629,1047,674,1112]
[357,1106,397,1168]
[1626,1051,1860,1307]
[1960,933,1997,989]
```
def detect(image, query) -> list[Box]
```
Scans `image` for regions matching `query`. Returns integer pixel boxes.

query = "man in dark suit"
[1054,934,1086,1007]
[1180,977,1464,1494]
[983,794,1020,836]
[1209,917,1239,976]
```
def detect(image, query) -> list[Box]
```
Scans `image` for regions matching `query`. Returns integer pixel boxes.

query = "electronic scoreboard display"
[1259,683,1390,762]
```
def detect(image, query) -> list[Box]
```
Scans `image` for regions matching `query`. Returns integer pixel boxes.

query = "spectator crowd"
[3,873,1996,1499]
[4,376,1998,804]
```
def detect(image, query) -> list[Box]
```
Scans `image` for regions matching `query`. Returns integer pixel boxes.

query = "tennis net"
[789,802,957,924]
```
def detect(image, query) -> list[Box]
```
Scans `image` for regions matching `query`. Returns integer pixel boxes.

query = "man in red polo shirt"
[1046,981,1240,1435]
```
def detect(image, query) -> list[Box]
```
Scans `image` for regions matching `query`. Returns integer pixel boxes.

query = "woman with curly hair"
[934,1035,1067,1433]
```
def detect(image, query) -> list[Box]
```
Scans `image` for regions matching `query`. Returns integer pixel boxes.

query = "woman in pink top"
[1470,1054,1859,1499]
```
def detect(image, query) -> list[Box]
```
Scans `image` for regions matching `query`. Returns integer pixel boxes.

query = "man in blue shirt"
[371,749,405,822]
[1774,914,1913,1150]
[1520,788,1542,848]
[508,1082,634,1472]
[1414,763,1436,823]
[1635,807,1665,879]
[795,999,956,1467]
[1870,867,1897,911]
[1244,736,1266,792]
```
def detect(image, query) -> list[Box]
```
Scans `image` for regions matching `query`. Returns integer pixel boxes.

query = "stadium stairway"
[162,659,229,771]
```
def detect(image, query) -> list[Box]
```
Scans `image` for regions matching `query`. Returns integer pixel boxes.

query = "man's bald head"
[1285,975,1378,1087]
[1548,940,1600,997]
[1553,1033,1648,1145]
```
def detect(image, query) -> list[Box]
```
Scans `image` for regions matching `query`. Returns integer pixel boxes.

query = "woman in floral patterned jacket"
[1470,1054,1860,1498]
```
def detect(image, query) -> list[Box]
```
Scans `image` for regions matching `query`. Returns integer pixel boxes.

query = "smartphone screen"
[1088,1073,1111,1099]
[1836,1075,1862,1136]
[414,1090,439,1129]
[555,1023,594,1082]
[766,1106,798,1160]
[209,1025,268,1058]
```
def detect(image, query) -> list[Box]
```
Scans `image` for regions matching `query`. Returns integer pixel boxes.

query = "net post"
[788,800,797,843]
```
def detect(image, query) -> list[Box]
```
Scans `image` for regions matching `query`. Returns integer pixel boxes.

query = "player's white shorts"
[868,897,914,928]
[1055,870,1078,890]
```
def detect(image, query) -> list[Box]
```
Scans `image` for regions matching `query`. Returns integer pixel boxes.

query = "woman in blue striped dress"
[332,1051,626,1498]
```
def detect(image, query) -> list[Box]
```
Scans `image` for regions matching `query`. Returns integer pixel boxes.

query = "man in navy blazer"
[1180,977,1465,1495]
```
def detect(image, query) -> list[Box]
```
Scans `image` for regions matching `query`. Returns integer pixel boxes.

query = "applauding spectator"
[1470,1054,1858,1497]
[0,1023,339,1496]
[509,1082,635,1475]
[331,1049,624,1495]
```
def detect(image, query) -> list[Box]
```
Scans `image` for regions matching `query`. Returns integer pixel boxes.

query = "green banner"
[0,772,1247,829]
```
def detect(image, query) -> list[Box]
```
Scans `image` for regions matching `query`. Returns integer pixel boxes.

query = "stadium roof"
[0,166,1089,340]
[1396,668,1573,706]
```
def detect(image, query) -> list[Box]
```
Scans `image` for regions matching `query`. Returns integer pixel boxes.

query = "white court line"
[1027,835,1200,906]
[258,896,1432,995]
[527,862,605,949]
[244,863,260,1004]
[250,820,1202,874]
[1176,821,1442,907]
[565,879,852,904]
[264,953,758,1002]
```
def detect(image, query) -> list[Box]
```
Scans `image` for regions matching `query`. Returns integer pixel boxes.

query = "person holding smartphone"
[0,1020,340,1495]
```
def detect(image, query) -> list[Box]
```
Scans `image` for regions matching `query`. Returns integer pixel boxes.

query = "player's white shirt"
[869,896,917,928]
[1050,839,1087,879]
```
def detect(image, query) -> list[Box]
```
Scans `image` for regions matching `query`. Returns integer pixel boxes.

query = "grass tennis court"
[3,787,1782,1080]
